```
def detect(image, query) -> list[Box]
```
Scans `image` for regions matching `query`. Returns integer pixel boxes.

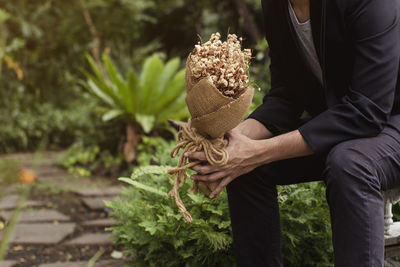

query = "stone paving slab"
[82,218,117,227]
[39,260,125,267]
[385,258,400,267]
[2,187,16,195]
[0,151,64,164]
[0,195,44,210]
[0,209,70,223]
[49,179,107,190]
[7,223,75,244]
[39,263,87,267]
[72,187,122,197]
[95,260,125,267]
[0,260,17,267]
[81,197,114,211]
[65,233,113,245]
[36,168,73,181]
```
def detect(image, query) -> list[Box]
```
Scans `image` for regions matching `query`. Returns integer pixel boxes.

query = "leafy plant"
[279,182,334,266]
[136,136,177,166]
[84,53,188,133]
[60,143,124,177]
[84,53,188,162]
[108,138,333,266]
[108,165,234,267]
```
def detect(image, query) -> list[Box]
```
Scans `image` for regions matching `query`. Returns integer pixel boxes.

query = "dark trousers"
[227,126,400,267]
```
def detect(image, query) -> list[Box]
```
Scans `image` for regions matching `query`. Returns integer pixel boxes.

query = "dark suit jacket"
[249,0,400,155]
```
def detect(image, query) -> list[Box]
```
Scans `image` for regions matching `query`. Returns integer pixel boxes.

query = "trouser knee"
[324,142,381,197]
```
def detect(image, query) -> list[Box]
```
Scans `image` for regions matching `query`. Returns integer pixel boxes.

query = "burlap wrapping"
[168,55,254,222]
[185,56,254,138]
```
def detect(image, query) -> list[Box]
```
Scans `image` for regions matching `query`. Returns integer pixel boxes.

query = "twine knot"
[168,119,228,222]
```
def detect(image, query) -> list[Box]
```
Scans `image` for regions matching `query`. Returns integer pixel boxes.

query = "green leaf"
[83,56,123,109]
[135,113,155,134]
[4,38,25,53]
[151,57,180,105]
[139,221,159,235]
[139,55,164,113]
[85,54,105,82]
[153,69,186,114]
[118,178,169,198]
[102,53,134,114]
[156,93,189,123]
[85,78,115,107]
[0,9,10,25]
[102,109,124,121]
[131,165,171,178]
[127,71,139,113]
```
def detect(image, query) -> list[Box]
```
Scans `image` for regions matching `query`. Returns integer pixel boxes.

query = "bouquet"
[168,33,254,222]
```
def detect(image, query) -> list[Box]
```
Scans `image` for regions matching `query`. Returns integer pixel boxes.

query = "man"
[186,0,400,266]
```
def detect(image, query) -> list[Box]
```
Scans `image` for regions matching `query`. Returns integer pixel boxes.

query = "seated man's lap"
[229,126,400,192]
[324,126,400,192]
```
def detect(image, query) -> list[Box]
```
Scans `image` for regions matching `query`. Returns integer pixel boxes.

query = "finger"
[197,181,212,196]
[185,151,207,161]
[209,176,233,198]
[191,171,227,182]
[226,128,239,138]
[191,164,219,175]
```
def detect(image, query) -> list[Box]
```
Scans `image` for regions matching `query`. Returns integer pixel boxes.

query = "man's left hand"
[186,128,261,198]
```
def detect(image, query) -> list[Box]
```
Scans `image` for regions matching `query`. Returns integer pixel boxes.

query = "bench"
[384,188,400,263]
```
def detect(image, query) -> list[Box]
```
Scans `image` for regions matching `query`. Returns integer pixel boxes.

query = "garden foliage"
[108,165,234,267]
[108,137,333,266]
[84,53,189,134]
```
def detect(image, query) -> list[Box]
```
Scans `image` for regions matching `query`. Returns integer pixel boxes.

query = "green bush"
[279,183,333,267]
[60,142,125,177]
[136,136,177,166]
[108,137,333,266]
[108,165,234,267]
[0,84,122,153]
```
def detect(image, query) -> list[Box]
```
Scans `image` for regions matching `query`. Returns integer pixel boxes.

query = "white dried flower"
[189,32,252,98]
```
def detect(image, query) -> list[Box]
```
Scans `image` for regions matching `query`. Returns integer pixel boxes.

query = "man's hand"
[186,124,314,198]
[187,128,264,198]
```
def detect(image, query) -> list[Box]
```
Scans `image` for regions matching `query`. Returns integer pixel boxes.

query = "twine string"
[168,119,228,222]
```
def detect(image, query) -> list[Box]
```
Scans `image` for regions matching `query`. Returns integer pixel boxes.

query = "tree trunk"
[76,0,107,78]
[123,123,141,163]
[232,0,262,43]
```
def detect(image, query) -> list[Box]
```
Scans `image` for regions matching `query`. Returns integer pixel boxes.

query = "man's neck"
[290,0,310,23]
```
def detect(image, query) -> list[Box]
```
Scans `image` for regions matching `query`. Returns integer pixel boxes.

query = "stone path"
[0,195,44,210]
[9,223,76,244]
[0,151,126,266]
[39,260,125,267]
[0,210,70,223]
[66,233,113,246]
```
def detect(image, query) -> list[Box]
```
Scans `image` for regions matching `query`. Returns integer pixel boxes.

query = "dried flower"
[190,32,252,98]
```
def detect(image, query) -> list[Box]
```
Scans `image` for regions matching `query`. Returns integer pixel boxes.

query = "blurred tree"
[0,0,267,152]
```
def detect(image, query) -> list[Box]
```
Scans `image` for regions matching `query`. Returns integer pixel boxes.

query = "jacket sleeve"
[248,45,304,135]
[299,0,400,155]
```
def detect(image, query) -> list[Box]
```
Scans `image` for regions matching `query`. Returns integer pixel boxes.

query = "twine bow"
[168,119,228,222]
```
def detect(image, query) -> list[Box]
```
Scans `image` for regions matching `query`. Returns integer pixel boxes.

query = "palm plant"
[83,53,188,162]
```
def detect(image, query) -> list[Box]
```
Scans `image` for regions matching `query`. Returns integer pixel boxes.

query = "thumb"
[226,128,240,138]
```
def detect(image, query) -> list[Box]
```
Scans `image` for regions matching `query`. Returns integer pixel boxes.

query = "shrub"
[108,138,333,266]
[108,165,234,267]
[279,183,333,266]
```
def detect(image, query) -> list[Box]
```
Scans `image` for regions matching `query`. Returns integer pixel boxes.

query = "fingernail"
[184,153,189,157]
[190,175,195,180]
[209,194,214,198]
